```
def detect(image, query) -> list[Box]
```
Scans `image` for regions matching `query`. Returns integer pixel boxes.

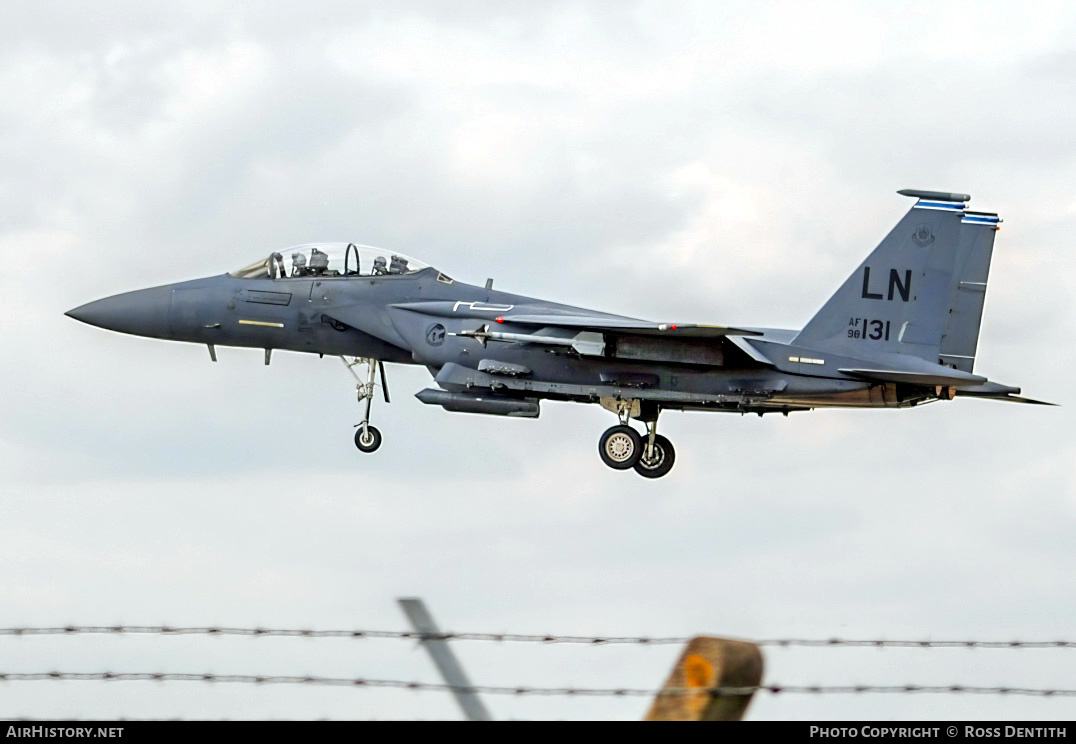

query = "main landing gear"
[341,356,389,453]
[597,401,676,478]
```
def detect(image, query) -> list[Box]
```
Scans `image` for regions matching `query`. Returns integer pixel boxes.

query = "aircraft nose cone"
[66,286,173,339]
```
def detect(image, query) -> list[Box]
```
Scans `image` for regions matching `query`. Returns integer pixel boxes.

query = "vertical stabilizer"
[793,190,1000,372]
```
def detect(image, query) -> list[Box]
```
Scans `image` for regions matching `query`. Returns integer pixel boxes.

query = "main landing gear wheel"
[598,425,643,470]
[354,425,382,453]
[634,434,675,479]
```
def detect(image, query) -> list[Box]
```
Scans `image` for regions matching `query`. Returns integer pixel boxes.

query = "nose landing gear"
[341,356,389,453]
[597,400,677,478]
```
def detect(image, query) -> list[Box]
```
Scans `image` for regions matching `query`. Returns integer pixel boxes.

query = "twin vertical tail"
[793,189,1000,373]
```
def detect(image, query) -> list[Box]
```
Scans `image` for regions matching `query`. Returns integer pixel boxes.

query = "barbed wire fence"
[2,625,1074,648]
[2,673,1075,698]
[3,622,1075,719]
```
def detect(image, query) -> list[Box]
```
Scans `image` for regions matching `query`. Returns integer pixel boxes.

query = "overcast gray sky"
[1,0,1074,721]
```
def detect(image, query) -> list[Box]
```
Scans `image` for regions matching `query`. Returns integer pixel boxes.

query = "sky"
[1,0,1074,721]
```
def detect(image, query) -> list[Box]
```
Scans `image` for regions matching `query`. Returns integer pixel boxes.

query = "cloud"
[0,1,1073,720]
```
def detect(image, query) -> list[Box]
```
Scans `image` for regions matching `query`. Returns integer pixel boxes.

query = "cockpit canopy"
[230,243,434,281]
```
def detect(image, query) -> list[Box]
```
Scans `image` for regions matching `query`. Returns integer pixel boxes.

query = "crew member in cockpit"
[309,247,330,276]
[291,252,308,277]
[372,256,388,275]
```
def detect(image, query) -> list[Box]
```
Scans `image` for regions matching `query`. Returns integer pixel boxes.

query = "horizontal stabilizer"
[839,367,986,386]
[955,380,1020,396]
[954,382,1057,406]
[959,394,1058,406]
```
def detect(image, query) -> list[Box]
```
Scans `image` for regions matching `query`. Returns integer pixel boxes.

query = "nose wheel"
[341,356,389,454]
[354,425,382,453]
[597,401,676,477]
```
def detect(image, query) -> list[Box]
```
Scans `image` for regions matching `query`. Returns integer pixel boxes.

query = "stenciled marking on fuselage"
[847,316,892,341]
[861,267,912,302]
[238,319,285,328]
[452,301,515,313]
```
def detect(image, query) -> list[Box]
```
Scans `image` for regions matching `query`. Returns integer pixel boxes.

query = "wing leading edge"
[497,314,761,338]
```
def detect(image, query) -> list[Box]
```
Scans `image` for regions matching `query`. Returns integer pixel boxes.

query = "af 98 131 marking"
[848,317,891,341]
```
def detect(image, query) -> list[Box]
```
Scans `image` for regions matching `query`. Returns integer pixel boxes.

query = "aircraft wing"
[387,302,757,338]
[842,369,1058,404]
[497,314,761,338]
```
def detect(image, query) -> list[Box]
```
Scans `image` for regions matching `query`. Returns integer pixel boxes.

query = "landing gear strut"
[634,430,675,479]
[341,356,389,453]
[597,400,677,478]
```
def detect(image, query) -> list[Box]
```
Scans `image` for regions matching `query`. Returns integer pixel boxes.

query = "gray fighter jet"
[67,189,1052,478]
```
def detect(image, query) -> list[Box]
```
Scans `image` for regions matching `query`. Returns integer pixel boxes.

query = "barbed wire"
[760,639,1076,649]
[1,672,1074,698]
[0,626,1072,649]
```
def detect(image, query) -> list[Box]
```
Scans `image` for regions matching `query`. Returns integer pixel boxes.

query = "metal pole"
[397,598,492,721]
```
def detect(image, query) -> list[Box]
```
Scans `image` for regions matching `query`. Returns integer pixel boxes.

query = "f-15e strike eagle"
[67,189,1051,478]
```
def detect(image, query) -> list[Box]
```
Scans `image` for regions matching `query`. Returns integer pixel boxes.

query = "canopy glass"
[231,243,433,280]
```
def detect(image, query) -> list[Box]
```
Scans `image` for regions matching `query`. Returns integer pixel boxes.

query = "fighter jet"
[67,189,1052,478]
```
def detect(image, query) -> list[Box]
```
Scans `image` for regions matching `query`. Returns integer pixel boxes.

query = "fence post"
[644,636,763,721]
[397,598,493,721]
